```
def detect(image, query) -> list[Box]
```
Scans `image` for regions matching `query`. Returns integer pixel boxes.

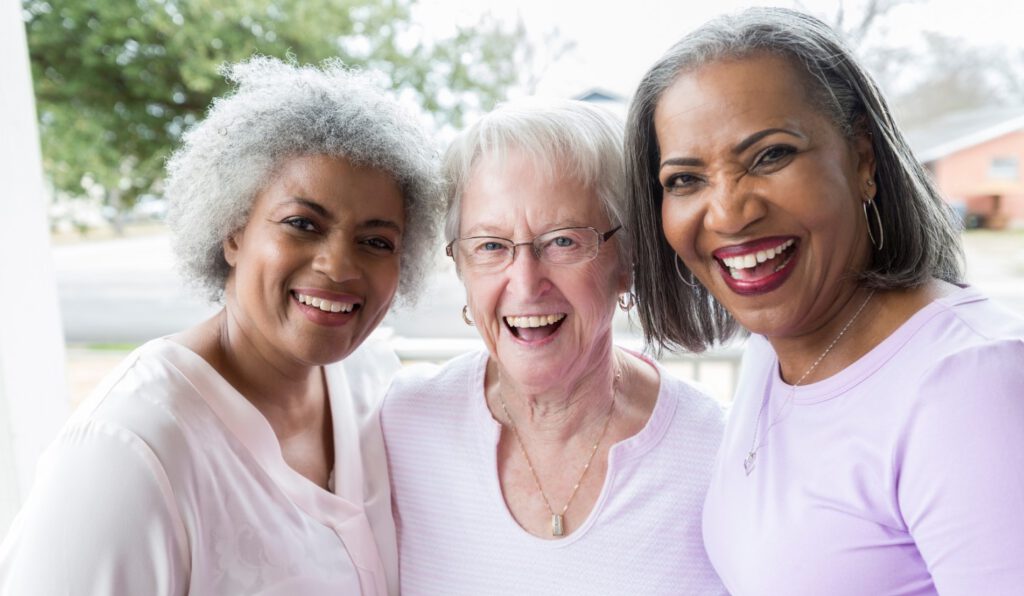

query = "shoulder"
[623,348,725,444]
[1,416,190,592]
[908,288,1024,388]
[71,339,201,457]
[383,350,485,409]
[916,286,1024,350]
[657,365,726,439]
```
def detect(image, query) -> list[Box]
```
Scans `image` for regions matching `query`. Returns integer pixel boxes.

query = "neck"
[489,349,619,444]
[768,287,876,386]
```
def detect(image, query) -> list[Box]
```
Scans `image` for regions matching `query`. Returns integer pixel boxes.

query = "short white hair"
[165,56,443,304]
[442,98,630,267]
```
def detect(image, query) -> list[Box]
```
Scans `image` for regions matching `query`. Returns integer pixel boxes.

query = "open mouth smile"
[292,291,361,326]
[504,313,566,343]
[712,237,799,296]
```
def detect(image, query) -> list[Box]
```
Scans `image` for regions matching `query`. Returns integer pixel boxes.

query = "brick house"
[907,107,1024,229]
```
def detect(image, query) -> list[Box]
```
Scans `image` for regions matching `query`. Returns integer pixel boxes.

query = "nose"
[505,245,550,298]
[703,177,768,237]
[313,234,361,284]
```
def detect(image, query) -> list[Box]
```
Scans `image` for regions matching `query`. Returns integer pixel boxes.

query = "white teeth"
[295,293,355,313]
[721,239,794,270]
[504,313,566,328]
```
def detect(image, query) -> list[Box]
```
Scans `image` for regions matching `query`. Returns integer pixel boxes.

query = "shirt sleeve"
[0,419,190,596]
[896,339,1024,595]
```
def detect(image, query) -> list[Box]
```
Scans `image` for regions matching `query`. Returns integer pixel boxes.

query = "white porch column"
[0,0,70,536]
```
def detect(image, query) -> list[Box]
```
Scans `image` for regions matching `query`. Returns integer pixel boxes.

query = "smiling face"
[457,150,628,391]
[223,154,404,368]
[654,53,875,339]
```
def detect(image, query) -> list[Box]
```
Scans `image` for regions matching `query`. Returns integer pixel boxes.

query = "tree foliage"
[23,0,529,209]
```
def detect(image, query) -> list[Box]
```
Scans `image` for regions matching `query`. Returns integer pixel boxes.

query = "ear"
[616,260,633,295]
[223,229,243,268]
[852,124,877,201]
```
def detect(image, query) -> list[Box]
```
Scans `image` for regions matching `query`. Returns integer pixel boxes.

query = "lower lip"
[293,296,357,327]
[718,247,799,296]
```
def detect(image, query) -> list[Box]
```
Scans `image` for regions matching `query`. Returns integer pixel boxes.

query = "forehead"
[459,150,608,235]
[653,54,827,150]
[257,154,404,219]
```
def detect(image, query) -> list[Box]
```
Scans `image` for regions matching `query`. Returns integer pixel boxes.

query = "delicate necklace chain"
[498,369,618,537]
[744,290,875,476]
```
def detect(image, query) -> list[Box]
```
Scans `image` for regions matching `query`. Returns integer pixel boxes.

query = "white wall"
[0,0,71,536]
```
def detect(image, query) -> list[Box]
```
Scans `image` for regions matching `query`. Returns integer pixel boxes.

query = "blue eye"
[552,236,574,248]
[481,241,506,252]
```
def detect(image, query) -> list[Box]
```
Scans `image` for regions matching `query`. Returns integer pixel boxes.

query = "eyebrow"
[284,198,402,233]
[461,221,590,238]
[360,219,403,234]
[732,127,805,154]
[285,197,329,217]
[659,127,806,172]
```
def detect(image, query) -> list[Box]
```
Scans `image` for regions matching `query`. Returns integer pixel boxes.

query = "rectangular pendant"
[551,514,564,537]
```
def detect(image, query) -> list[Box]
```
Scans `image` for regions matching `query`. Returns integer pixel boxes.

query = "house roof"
[572,87,627,103]
[906,106,1024,163]
[572,87,629,120]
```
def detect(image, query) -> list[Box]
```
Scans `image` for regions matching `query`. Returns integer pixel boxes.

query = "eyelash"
[752,144,796,169]
[362,237,397,253]
[283,216,317,232]
[663,172,704,195]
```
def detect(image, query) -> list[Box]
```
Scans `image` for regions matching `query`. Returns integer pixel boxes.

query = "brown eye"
[753,145,796,170]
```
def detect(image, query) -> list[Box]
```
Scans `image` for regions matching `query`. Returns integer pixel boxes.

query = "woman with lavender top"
[625,7,1024,595]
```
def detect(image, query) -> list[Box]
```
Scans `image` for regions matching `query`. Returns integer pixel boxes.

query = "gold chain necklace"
[498,370,618,537]
[744,290,875,476]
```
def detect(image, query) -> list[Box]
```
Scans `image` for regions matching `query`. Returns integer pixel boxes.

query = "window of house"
[989,156,1019,180]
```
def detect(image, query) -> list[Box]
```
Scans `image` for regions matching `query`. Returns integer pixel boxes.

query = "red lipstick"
[711,236,799,296]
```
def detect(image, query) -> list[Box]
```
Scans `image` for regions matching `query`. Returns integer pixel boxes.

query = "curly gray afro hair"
[165,56,442,305]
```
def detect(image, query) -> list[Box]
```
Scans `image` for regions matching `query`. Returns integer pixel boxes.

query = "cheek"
[660,198,697,256]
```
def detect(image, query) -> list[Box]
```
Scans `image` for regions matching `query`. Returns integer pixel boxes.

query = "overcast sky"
[416,0,1023,100]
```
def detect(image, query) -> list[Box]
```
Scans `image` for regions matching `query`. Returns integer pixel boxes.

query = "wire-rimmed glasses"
[445,226,621,271]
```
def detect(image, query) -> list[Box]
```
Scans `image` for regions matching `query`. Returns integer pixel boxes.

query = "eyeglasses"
[445,225,621,271]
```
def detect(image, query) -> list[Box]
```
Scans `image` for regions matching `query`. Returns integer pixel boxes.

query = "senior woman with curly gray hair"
[380,99,726,594]
[0,57,440,596]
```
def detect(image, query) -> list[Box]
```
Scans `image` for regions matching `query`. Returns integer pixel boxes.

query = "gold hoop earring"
[674,254,699,288]
[863,198,884,251]
[617,292,636,311]
[461,305,475,326]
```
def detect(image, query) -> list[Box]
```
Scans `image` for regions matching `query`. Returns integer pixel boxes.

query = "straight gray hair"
[624,7,965,353]
[443,98,630,269]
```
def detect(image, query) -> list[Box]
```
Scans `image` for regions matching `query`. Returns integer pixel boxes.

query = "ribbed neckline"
[768,286,987,405]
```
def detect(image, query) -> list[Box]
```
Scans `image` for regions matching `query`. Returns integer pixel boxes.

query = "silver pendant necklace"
[743,290,875,476]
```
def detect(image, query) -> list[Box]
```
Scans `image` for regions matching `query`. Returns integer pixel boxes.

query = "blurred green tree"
[23,0,527,215]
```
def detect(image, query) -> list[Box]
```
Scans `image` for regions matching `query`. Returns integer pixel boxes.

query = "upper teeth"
[721,239,794,270]
[296,293,355,313]
[505,314,566,328]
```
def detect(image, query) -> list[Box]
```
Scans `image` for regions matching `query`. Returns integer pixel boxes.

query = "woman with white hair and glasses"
[380,99,726,594]
[0,57,441,595]
[625,7,1024,595]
